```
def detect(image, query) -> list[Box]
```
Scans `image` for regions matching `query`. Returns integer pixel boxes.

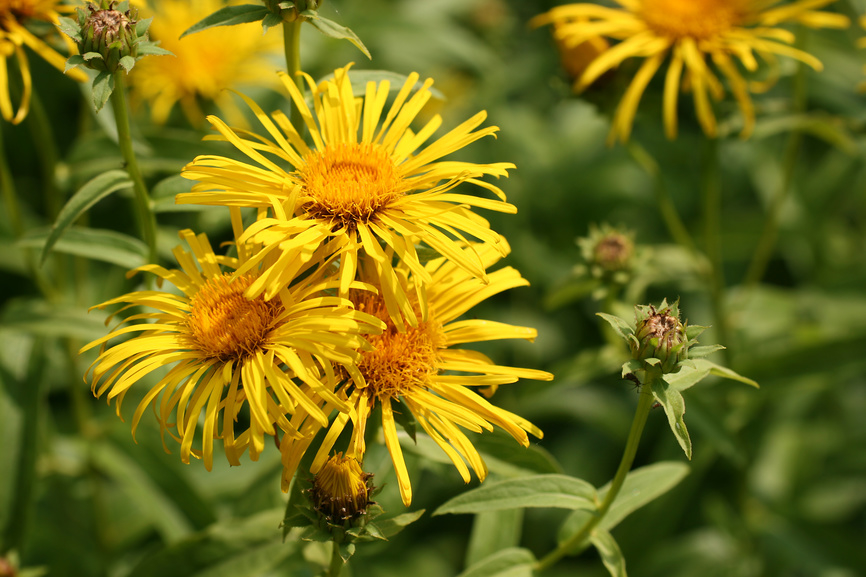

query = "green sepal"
[301,10,371,59]
[83,51,103,61]
[337,541,356,562]
[596,312,634,341]
[180,4,270,38]
[685,324,709,340]
[135,16,153,36]
[299,524,332,542]
[650,377,692,459]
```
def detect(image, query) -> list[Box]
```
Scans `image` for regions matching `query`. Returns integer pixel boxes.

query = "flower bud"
[310,453,374,525]
[631,300,687,374]
[77,1,139,72]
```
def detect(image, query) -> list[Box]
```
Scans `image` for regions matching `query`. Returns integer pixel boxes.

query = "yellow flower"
[81,229,384,470]
[0,0,87,124]
[278,242,552,506]
[533,0,849,143]
[128,0,281,125]
[179,64,516,330]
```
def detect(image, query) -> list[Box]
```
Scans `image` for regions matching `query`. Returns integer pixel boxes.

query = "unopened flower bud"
[77,1,139,72]
[310,453,374,525]
[632,300,687,373]
[593,231,633,273]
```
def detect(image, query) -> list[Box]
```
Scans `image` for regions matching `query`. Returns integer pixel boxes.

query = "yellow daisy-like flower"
[81,229,384,470]
[179,64,516,330]
[0,0,86,124]
[278,242,553,506]
[532,0,849,142]
[128,0,281,125]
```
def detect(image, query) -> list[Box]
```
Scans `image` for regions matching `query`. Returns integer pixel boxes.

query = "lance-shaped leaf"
[180,4,270,37]
[41,169,133,264]
[92,70,115,112]
[597,312,634,341]
[651,378,692,459]
[434,474,596,515]
[301,10,371,59]
[591,529,626,577]
[21,227,147,268]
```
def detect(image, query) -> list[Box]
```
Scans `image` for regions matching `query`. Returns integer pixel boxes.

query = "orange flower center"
[187,274,281,361]
[300,143,405,230]
[640,0,748,40]
[352,293,442,399]
[0,0,59,22]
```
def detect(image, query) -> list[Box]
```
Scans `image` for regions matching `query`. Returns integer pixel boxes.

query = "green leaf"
[92,70,114,112]
[118,55,136,72]
[57,16,81,40]
[21,227,147,268]
[466,509,524,567]
[698,359,759,388]
[558,462,689,552]
[434,474,596,516]
[135,16,153,36]
[651,378,692,459]
[281,475,314,536]
[374,508,425,538]
[591,529,626,577]
[302,12,371,59]
[261,12,282,31]
[40,169,132,265]
[64,54,86,73]
[137,43,174,57]
[687,345,725,359]
[457,547,536,577]
[0,299,109,341]
[180,4,270,37]
[597,313,633,341]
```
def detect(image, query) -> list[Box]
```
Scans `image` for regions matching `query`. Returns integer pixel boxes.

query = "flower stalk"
[283,18,304,136]
[535,377,655,571]
[109,71,157,263]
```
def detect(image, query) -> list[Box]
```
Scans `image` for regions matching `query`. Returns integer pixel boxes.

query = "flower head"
[532,0,849,143]
[81,229,383,469]
[128,0,281,125]
[180,64,516,329]
[0,0,87,123]
[279,242,552,505]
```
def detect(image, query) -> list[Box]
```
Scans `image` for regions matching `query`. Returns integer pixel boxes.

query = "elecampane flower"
[0,0,86,123]
[278,242,552,506]
[129,0,281,125]
[81,229,383,470]
[179,64,516,330]
[533,0,849,143]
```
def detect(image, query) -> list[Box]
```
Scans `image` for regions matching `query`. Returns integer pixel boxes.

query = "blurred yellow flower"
[81,229,383,470]
[129,0,281,125]
[0,0,86,123]
[533,0,849,143]
[180,64,516,331]
[279,242,552,506]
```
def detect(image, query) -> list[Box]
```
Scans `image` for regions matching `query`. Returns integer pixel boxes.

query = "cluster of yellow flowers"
[82,62,553,506]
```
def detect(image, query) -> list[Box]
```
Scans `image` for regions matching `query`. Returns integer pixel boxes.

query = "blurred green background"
[2,0,866,576]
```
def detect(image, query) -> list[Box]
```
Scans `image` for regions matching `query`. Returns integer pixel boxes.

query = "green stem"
[702,138,730,359]
[743,61,807,287]
[626,141,697,253]
[535,379,655,572]
[283,18,305,137]
[110,72,157,264]
[327,538,344,577]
